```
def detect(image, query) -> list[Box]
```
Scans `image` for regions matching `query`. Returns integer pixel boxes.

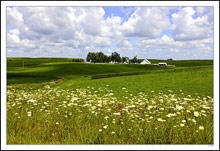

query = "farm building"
[158,62,167,66]
[140,59,151,64]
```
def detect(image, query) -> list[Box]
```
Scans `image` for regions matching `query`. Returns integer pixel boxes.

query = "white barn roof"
[140,59,151,64]
[158,62,167,64]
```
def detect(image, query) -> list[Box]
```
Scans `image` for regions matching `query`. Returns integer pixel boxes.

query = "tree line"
[86,52,143,64]
[72,58,84,62]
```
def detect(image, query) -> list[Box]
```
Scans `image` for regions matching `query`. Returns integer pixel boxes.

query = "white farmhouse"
[140,59,151,64]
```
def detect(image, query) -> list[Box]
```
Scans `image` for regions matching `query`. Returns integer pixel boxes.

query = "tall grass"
[7,86,213,144]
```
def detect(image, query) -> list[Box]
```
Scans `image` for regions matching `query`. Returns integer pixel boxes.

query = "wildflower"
[27,99,37,103]
[166,113,176,117]
[71,97,78,102]
[175,105,184,110]
[148,105,153,110]
[199,126,204,130]
[122,87,126,90]
[180,123,184,127]
[170,98,177,101]
[201,110,206,113]
[99,129,102,132]
[157,118,166,122]
[194,111,199,117]
[27,111,31,117]
[112,131,115,134]
[192,119,196,123]
[182,120,186,123]
[103,125,108,129]
[184,98,191,101]
[56,122,59,125]
[113,112,120,116]
[202,113,207,117]
[202,105,210,109]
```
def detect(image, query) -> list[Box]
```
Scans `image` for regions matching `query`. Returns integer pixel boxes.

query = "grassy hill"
[6,57,214,144]
[7,57,213,97]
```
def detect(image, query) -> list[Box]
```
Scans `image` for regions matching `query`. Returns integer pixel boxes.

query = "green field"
[7,58,213,144]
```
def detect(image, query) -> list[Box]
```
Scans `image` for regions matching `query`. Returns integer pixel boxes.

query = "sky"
[6,6,214,60]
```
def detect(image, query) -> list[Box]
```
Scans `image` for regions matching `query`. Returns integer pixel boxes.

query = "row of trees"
[72,58,84,62]
[86,52,143,64]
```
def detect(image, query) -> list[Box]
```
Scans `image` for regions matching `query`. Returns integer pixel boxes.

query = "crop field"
[6,58,213,144]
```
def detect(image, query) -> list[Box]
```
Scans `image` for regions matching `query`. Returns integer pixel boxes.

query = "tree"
[103,55,108,63]
[91,53,98,63]
[86,52,92,62]
[130,56,138,64]
[107,56,112,63]
[72,58,84,62]
[122,56,129,63]
[97,52,105,62]
[111,52,121,63]
[86,51,130,63]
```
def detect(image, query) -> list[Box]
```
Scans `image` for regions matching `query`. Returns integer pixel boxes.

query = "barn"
[140,59,151,64]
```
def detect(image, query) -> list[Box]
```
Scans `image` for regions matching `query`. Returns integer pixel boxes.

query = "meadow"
[6,58,213,144]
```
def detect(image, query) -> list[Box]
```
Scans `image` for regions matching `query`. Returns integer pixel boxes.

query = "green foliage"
[86,52,110,63]
[72,58,84,62]
[130,56,138,64]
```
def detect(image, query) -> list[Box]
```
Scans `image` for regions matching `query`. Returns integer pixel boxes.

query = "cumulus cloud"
[6,6,213,59]
[170,7,213,41]
[122,7,170,38]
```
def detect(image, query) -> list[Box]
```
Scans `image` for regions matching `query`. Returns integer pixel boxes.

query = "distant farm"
[7,57,213,144]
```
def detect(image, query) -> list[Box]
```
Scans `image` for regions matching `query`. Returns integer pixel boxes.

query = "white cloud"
[6,6,213,60]
[170,7,213,41]
[122,7,170,38]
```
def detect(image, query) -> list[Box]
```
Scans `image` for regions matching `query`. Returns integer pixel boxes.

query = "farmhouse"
[158,62,167,66]
[140,58,151,64]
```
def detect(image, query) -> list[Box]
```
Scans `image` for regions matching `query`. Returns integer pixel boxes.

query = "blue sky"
[6,6,214,60]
